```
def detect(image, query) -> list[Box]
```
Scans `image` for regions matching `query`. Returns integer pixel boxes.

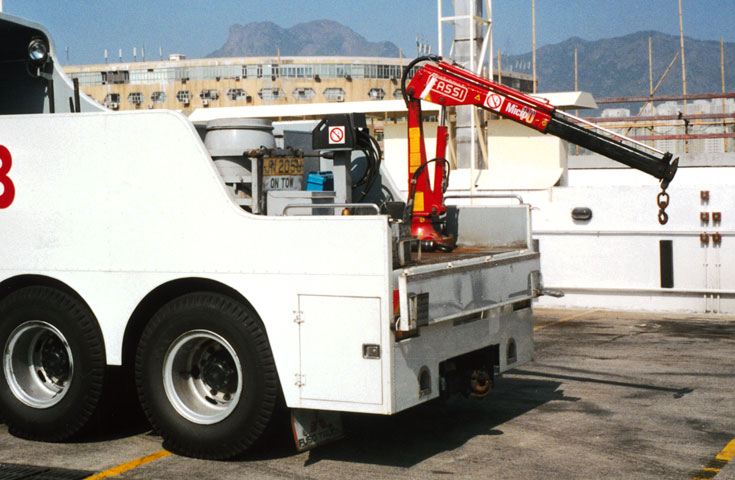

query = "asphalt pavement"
[0,308,733,479]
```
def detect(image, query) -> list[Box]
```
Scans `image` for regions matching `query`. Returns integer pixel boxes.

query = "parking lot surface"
[1,308,733,479]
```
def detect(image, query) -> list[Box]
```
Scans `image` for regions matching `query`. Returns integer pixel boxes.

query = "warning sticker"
[328,126,345,144]
[484,92,503,111]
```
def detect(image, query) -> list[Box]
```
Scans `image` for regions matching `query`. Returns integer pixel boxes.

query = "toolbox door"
[298,295,383,405]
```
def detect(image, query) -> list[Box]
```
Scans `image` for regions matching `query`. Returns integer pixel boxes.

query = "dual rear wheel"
[0,288,277,459]
[135,292,279,459]
[0,286,105,441]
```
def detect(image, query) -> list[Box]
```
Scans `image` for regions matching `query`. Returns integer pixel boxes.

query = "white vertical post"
[678,0,688,153]
[437,0,493,183]
[532,0,537,93]
[487,0,493,81]
[437,0,443,56]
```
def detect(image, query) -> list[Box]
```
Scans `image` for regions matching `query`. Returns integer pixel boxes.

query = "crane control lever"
[402,56,678,247]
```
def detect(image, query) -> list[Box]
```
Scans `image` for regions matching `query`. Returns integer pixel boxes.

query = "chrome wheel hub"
[163,330,242,424]
[3,320,73,408]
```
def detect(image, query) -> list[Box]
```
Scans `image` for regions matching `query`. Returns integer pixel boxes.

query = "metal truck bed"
[394,203,539,332]
[389,205,540,412]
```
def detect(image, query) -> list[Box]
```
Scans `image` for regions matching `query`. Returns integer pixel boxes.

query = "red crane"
[402,56,678,250]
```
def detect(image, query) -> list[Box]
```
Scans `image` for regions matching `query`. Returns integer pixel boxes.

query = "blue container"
[306,171,334,191]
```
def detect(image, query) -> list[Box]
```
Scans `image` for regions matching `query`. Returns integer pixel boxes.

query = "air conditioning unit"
[336,95,344,102]
[108,102,119,110]
[202,99,209,106]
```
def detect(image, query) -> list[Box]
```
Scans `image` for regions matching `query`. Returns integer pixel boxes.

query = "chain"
[657,187,670,225]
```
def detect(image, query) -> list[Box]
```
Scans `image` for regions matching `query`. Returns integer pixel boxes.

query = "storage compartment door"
[298,295,382,405]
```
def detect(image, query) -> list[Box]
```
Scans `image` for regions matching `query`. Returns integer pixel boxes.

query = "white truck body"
[0,110,538,415]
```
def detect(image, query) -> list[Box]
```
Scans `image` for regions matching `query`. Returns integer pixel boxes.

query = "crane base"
[411,219,455,252]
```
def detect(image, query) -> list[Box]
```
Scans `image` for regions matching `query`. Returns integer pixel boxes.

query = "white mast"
[438,0,492,185]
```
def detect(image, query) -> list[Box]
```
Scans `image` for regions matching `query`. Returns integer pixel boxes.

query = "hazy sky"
[3,1,734,65]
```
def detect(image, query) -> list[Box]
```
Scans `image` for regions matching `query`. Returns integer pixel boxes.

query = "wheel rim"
[163,329,243,425]
[3,320,74,408]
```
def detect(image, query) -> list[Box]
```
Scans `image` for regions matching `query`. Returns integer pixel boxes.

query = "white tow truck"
[0,14,543,458]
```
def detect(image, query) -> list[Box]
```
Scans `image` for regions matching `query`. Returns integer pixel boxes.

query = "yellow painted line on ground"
[534,309,600,332]
[83,450,171,480]
[693,438,735,480]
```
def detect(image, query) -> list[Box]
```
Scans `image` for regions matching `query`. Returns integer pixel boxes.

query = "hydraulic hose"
[401,55,441,108]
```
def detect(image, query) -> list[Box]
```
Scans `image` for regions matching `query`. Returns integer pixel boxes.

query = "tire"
[135,292,278,459]
[0,286,106,441]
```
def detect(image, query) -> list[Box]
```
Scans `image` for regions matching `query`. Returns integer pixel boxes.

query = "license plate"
[263,157,304,176]
[291,409,344,452]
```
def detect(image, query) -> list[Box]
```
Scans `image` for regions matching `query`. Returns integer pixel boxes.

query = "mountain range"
[502,31,735,99]
[207,21,734,99]
[207,20,399,58]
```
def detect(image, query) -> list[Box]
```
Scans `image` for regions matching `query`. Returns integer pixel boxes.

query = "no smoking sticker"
[485,93,503,111]
[328,126,345,144]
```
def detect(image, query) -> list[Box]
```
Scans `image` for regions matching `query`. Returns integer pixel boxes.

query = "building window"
[282,65,313,78]
[199,89,219,101]
[151,91,167,103]
[176,90,191,104]
[258,88,281,101]
[226,88,247,101]
[245,65,262,78]
[103,93,120,109]
[127,92,144,105]
[292,88,315,101]
[335,65,351,77]
[323,88,345,101]
[101,71,129,85]
[368,88,385,100]
[69,72,103,86]
[268,64,279,79]
[377,64,399,79]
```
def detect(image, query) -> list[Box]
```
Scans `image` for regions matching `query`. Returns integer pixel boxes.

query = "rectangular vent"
[410,292,430,327]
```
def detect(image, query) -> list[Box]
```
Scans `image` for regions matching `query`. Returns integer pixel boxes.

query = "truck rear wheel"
[135,292,278,459]
[0,286,105,440]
